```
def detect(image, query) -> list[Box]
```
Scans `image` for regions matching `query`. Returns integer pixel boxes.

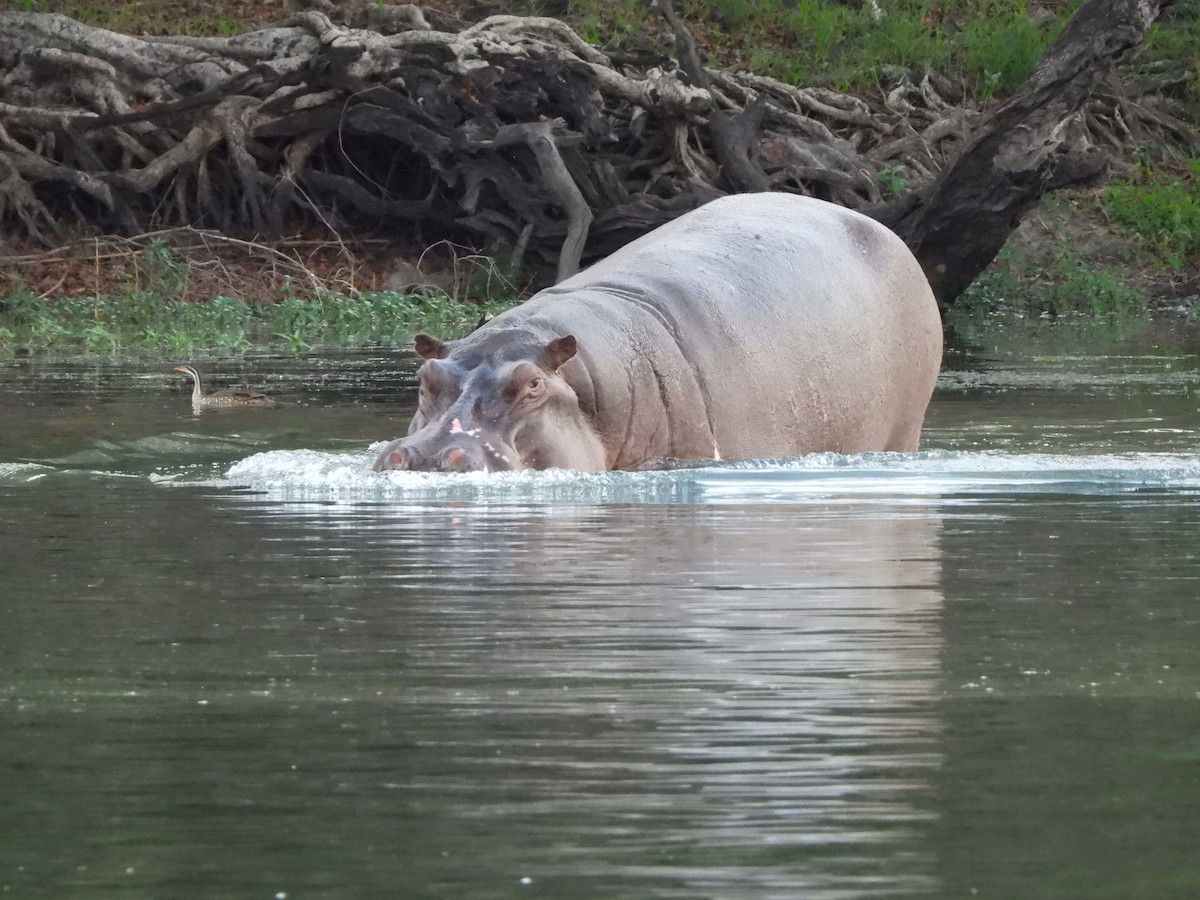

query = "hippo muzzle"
[372,417,519,473]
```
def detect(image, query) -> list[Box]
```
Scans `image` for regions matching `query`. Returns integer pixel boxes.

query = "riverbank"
[0,0,1196,355]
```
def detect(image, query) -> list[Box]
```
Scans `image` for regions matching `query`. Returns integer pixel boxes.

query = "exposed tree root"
[0,0,1189,305]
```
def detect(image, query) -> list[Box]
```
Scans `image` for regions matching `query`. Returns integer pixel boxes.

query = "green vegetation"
[952,155,1200,324]
[1102,159,1200,271]
[1,0,252,35]
[952,244,1149,320]
[0,238,522,357]
[1,0,246,35]
[558,0,1084,95]
[956,3,1052,99]
[0,287,516,358]
[1141,0,1200,104]
[875,166,908,199]
[562,0,1199,100]
[6,0,1195,102]
[3,0,1197,338]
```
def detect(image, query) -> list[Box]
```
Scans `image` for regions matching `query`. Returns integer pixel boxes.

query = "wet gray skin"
[373,193,943,473]
[371,330,588,472]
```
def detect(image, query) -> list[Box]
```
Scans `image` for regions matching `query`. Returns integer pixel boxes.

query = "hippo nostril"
[439,446,475,472]
[373,444,411,471]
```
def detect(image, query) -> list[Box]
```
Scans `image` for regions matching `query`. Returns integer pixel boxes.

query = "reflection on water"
[1,331,1199,898]
[1,484,944,898]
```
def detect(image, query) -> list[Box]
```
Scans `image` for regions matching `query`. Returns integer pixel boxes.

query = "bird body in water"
[173,365,275,410]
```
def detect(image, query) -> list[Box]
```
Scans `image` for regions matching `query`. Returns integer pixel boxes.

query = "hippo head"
[373,329,606,473]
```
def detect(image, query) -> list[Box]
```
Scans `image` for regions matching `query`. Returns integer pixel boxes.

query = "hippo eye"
[529,376,542,391]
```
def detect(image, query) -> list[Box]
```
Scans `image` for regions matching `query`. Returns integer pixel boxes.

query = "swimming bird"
[173,365,275,410]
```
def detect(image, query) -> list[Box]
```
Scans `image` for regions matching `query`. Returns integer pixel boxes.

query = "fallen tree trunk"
[880,0,1180,304]
[0,0,1188,305]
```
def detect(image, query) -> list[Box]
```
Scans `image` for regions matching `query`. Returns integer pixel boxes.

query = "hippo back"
[483,193,941,467]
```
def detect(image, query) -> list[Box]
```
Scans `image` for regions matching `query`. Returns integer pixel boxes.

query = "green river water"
[1,322,1198,898]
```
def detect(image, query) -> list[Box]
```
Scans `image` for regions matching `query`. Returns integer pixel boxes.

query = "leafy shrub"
[956,245,1148,319]
[1102,160,1200,271]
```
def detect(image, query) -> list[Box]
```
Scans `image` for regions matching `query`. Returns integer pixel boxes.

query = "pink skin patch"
[446,417,511,467]
[483,442,511,466]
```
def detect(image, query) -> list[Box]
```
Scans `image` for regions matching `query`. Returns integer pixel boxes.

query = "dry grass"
[0,231,405,303]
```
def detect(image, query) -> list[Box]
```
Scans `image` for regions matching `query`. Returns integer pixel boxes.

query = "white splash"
[0,462,56,483]
[211,445,1200,505]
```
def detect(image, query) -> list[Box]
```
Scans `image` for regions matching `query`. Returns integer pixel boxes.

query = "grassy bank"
[5,153,1193,358]
[954,157,1200,321]
[0,235,524,358]
[1,156,1196,358]
[0,286,517,358]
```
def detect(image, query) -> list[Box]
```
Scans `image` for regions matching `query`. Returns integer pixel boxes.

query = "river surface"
[2,322,1199,899]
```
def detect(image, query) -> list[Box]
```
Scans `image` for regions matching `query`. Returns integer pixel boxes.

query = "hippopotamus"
[373,192,942,473]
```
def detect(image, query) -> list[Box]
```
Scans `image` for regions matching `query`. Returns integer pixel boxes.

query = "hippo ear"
[414,333,446,360]
[541,335,577,371]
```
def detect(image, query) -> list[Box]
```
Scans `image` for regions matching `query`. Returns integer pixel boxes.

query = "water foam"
[212,445,1200,505]
[0,462,58,484]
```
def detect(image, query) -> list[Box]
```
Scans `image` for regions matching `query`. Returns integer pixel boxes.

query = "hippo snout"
[371,439,410,472]
[372,436,516,473]
[438,445,482,472]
